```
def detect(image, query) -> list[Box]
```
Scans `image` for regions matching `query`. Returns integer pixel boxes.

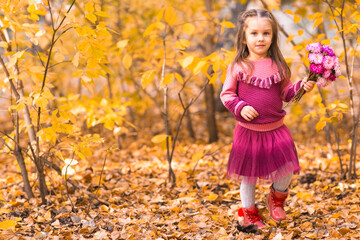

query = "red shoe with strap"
[266,185,288,222]
[237,204,266,229]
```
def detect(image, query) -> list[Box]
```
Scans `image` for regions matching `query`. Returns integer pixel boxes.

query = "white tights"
[240,173,293,208]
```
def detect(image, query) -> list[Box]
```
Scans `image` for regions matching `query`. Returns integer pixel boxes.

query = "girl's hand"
[302,77,316,92]
[240,106,259,121]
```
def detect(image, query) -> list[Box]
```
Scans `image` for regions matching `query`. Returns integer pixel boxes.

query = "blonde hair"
[233,9,291,81]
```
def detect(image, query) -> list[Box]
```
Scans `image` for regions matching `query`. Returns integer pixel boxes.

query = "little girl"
[220,9,315,229]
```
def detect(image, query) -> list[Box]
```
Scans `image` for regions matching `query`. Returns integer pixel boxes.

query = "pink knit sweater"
[220,58,302,131]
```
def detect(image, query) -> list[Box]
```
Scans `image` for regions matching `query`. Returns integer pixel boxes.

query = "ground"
[0,134,359,239]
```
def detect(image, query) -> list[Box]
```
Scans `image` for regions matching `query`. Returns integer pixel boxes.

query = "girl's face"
[243,17,273,60]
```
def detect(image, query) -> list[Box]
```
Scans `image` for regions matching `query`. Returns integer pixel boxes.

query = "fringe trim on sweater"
[235,71,282,89]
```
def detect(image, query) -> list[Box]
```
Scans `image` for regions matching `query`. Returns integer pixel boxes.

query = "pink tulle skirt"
[226,123,300,184]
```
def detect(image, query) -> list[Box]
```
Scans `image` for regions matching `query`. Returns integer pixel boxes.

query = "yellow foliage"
[141,70,156,88]
[183,23,195,35]
[0,220,17,230]
[164,7,177,26]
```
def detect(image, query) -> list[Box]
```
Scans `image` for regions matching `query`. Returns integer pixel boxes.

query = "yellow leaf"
[302,114,311,123]
[151,134,169,143]
[54,52,65,62]
[44,211,52,221]
[100,205,109,212]
[143,22,164,37]
[122,54,132,69]
[174,39,190,50]
[95,11,110,18]
[316,121,326,131]
[0,220,17,230]
[313,17,323,29]
[163,73,174,85]
[34,96,49,109]
[220,21,235,28]
[141,70,156,88]
[209,71,220,85]
[294,15,301,23]
[174,73,183,84]
[116,39,129,49]
[192,150,204,162]
[321,39,331,45]
[183,23,195,35]
[338,103,348,109]
[86,58,98,69]
[296,192,312,201]
[72,52,80,67]
[298,29,304,36]
[0,208,11,214]
[207,194,218,201]
[284,9,294,15]
[178,221,189,230]
[338,228,351,235]
[85,13,97,24]
[77,40,90,52]
[181,56,194,68]
[164,7,176,26]
[193,60,207,75]
[85,2,94,13]
[0,41,8,49]
[287,35,295,44]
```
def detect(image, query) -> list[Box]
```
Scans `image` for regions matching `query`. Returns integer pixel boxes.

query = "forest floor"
[0,128,359,240]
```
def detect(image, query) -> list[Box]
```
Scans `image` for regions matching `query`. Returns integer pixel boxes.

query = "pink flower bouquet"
[292,42,341,103]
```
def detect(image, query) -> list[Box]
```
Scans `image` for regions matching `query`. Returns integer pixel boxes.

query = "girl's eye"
[264,32,270,35]
[251,32,257,35]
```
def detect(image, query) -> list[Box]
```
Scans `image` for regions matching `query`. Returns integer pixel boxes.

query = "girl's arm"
[280,78,303,102]
[220,65,249,120]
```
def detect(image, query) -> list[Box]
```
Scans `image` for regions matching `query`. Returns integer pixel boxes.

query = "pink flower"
[316,77,331,87]
[328,73,336,81]
[322,69,332,79]
[309,64,324,74]
[323,56,336,69]
[322,45,335,56]
[306,42,323,53]
[335,68,341,77]
[308,53,324,64]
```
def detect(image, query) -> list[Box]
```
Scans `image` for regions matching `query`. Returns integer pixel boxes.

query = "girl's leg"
[273,173,293,192]
[238,177,265,228]
[240,177,256,208]
[267,173,293,222]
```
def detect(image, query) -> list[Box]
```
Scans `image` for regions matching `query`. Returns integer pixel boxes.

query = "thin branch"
[86,150,109,218]
[0,136,14,152]
[36,49,45,68]
[48,60,72,69]
[53,27,74,45]
[64,153,76,211]
[47,0,55,31]
[56,0,76,31]
[45,158,111,206]
[169,79,209,162]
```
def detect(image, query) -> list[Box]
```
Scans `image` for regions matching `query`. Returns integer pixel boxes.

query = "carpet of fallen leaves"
[0,126,359,239]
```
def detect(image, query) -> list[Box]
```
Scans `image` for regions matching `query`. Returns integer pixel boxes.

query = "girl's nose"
[258,34,264,40]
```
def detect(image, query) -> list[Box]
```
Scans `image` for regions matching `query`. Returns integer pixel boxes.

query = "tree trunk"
[204,0,218,143]
[14,150,34,199]
[186,109,196,140]
[205,83,218,143]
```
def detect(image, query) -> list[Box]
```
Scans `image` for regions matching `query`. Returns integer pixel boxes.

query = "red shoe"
[266,185,288,222]
[237,204,266,229]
